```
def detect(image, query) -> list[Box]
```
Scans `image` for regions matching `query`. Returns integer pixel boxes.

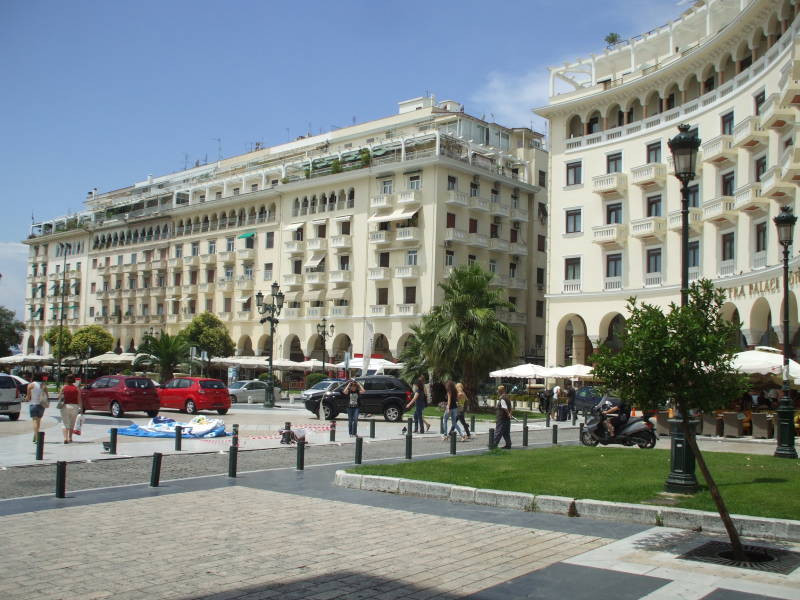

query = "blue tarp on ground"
[116,416,229,438]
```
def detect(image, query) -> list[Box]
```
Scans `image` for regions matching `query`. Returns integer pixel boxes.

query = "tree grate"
[677,540,800,575]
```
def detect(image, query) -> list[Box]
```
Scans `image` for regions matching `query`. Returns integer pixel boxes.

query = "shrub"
[304,372,326,388]
[258,372,279,386]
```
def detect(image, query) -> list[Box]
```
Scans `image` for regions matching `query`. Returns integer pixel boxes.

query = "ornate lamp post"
[256,282,284,408]
[316,318,335,375]
[665,124,701,493]
[773,205,798,459]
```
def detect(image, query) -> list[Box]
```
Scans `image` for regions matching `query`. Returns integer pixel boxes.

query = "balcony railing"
[329,235,351,249]
[702,197,737,225]
[489,202,510,217]
[562,279,581,293]
[469,196,489,212]
[508,277,526,289]
[630,217,666,239]
[395,227,420,243]
[396,190,421,206]
[368,231,390,244]
[592,172,627,196]
[283,308,303,319]
[468,233,488,248]
[509,242,528,256]
[630,163,666,188]
[667,208,703,232]
[305,272,327,286]
[393,266,419,279]
[760,93,794,129]
[446,190,468,206]
[732,116,768,151]
[444,228,467,243]
[282,274,303,287]
[592,223,627,245]
[330,306,351,317]
[489,238,510,252]
[719,259,736,277]
[753,250,768,269]
[368,267,389,280]
[306,306,325,318]
[328,270,352,283]
[644,273,662,287]
[733,183,768,214]
[396,303,417,315]
[604,276,623,291]
[284,240,304,253]
[370,194,394,210]
[306,238,325,251]
[701,135,735,166]
[510,207,528,222]
[370,305,389,316]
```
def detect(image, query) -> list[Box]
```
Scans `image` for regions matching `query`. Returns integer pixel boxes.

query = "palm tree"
[133,332,190,383]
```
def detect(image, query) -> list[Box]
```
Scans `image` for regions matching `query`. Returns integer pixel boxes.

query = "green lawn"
[352,446,800,520]
[422,406,545,421]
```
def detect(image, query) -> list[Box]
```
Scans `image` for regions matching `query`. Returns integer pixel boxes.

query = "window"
[208,240,216,254]
[646,195,662,217]
[339,221,350,235]
[445,250,454,266]
[721,171,735,196]
[537,235,546,252]
[470,182,479,197]
[565,209,582,233]
[687,184,699,208]
[406,250,417,266]
[754,91,766,116]
[721,112,734,135]
[293,260,301,275]
[564,257,581,280]
[263,262,273,280]
[566,161,582,185]
[447,176,457,191]
[409,175,421,190]
[646,142,661,164]
[468,254,476,266]
[489,259,497,273]
[377,287,388,305]
[130,253,137,264]
[755,222,767,253]
[244,235,255,250]
[688,240,699,268]
[510,228,518,243]
[381,179,393,194]
[536,267,545,286]
[722,232,735,261]
[754,156,767,182]
[468,218,478,234]
[508,296,517,309]
[226,238,234,252]
[404,286,416,304]
[491,188,499,203]
[646,249,662,274]
[536,300,544,318]
[606,152,622,174]
[174,245,182,258]
[379,252,390,268]
[606,253,622,278]
[233,187,240,196]
[538,170,547,187]
[223,297,232,312]
[191,242,199,256]
[446,213,456,229]
[490,223,499,238]
[606,203,622,224]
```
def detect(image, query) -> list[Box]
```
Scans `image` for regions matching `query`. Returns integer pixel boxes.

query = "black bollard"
[572,410,577,426]
[523,415,529,447]
[109,428,118,455]
[150,452,162,487]
[296,440,305,470]
[174,425,182,451]
[579,422,584,439]
[232,424,239,448]
[552,424,558,445]
[228,445,238,478]
[470,414,476,434]
[281,421,292,445]
[450,431,457,455]
[329,420,336,442]
[405,431,412,460]
[35,431,45,460]
[355,436,363,464]
[55,461,66,498]
[488,427,495,449]
[407,417,413,434]
[440,415,445,434]
[369,419,375,439]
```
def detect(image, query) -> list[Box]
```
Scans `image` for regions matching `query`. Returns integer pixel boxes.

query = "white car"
[0,374,23,421]
[228,380,270,404]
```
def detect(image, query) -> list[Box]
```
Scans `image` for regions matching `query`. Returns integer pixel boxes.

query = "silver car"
[228,380,269,404]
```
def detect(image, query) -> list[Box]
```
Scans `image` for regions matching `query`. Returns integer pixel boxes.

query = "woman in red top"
[58,374,82,443]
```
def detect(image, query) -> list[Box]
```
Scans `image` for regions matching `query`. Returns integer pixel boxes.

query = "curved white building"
[536,0,800,366]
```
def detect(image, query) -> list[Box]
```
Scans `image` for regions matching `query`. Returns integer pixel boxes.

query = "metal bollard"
[450,431,457,455]
[55,461,66,498]
[109,428,118,455]
[369,419,375,439]
[572,410,577,426]
[440,415,445,434]
[545,412,551,428]
[552,424,558,445]
[228,445,238,477]
[355,436,363,464]
[523,414,529,447]
[150,452,162,487]
[281,421,292,445]
[174,425,182,451]
[579,422,584,440]
[488,427,495,449]
[296,440,305,470]
[35,431,45,460]
[232,424,239,448]
[405,431,412,460]
[407,417,413,434]
[329,420,336,442]
[470,414,476,434]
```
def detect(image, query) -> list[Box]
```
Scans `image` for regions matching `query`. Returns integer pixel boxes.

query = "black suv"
[310,376,412,422]
[575,386,613,412]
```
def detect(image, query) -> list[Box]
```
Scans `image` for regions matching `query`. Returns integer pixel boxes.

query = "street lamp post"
[665,124,701,494]
[773,205,798,459]
[316,318,335,376]
[256,282,284,408]
[56,242,71,392]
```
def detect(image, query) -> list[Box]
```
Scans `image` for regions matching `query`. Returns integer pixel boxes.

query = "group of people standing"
[21,373,83,444]
[404,376,472,440]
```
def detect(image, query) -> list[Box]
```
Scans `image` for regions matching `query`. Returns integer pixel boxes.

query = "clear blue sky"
[0,0,684,317]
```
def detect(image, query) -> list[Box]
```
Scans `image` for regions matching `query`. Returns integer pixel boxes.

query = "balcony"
[753,250,768,270]
[497,310,526,325]
[630,217,667,240]
[166,285,180,296]
[95,289,109,299]
[328,270,352,284]
[236,278,255,290]
[393,266,419,279]
[396,303,417,315]
[217,278,234,292]
[780,145,800,182]
[469,196,489,212]
[182,284,198,295]
[489,274,510,287]
[370,194,394,210]
[306,238,325,252]
[150,259,164,271]
[369,305,389,316]
[701,135,735,166]
[489,238,510,252]
[732,116,768,151]
[329,235,351,250]
[126,262,139,272]
[283,307,303,319]
[719,259,736,278]
[306,306,325,319]
[150,287,165,297]
[667,208,703,232]
[216,312,233,322]
[396,190,421,206]
[198,282,212,293]
[94,316,108,324]
[167,314,180,323]
[604,276,623,291]
[644,273,663,287]
[562,280,581,294]
[592,223,627,246]
[200,253,216,264]
[168,257,181,268]
[508,277,527,290]
[509,242,528,256]
[395,227,420,243]
[446,190,468,206]
[489,202,510,217]
[282,274,303,288]
[760,93,794,129]
[217,251,235,263]
[468,233,488,248]
[236,310,252,320]
[702,197,737,225]
[305,272,327,286]
[330,306,351,317]
[237,249,255,261]
[760,166,795,200]
[444,228,467,244]
[592,173,628,196]
[733,183,769,214]
[630,163,666,188]
[368,267,390,280]
[182,255,199,267]
[282,240,303,255]
[510,206,529,222]
[368,231,390,245]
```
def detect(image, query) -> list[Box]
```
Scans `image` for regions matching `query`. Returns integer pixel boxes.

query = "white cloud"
[0,242,28,321]
[470,67,551,133]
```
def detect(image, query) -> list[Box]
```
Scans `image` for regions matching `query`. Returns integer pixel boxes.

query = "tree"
[399,324,433,384]
[0,306,25,357]
[45,325,73,358]
[592,280,748,559]
[134,332,190,383]
[181,312,235,374]
[71,325,114,357]
[605,32,622,48]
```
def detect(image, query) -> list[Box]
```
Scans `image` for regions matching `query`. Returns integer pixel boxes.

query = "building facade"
[23,96,548,366]
[536,0,800,367]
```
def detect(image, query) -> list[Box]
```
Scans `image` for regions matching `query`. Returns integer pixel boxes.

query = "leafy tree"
[605,32,622,47]
[592,280,748,559]
[71,325,114,357]
[181,312,235,374]
[304,372,326,388]
[45,325,73,358]
[0,306,25,357]
[134,332,189,383]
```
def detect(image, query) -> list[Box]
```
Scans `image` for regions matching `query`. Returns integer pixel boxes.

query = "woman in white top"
[25,373,49,443]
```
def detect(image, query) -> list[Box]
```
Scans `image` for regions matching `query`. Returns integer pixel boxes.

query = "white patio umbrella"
[490,363,551,378]
[292,358,325,370]
[334,357,403,371]
[732,346,800,379]
[87,352,137,365]
[0,354,27,365]
[549,364,594,379]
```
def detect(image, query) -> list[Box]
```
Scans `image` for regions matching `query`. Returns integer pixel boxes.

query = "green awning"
[237,232,256,239]
[341,151,360,162]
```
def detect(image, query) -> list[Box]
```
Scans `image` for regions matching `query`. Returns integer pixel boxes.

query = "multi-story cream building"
[536,0,800,366]
[23,96,548,367]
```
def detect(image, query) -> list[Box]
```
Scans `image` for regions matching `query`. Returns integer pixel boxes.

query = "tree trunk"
[681,413,746,560]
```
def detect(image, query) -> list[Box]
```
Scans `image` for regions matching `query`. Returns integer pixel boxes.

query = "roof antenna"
[212,138,222,161]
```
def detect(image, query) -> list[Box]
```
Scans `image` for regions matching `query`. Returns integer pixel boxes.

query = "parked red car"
[158,377,230,415]
[81,375,160,418]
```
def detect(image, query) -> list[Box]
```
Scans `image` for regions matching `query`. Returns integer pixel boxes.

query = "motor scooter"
[580,403,658,449]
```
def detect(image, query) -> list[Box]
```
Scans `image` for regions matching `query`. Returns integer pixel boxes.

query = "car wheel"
[217,408,228,415]
[185,400,197,415]
[322,403,336,420]
[383,404,402,422]
[146,410,159,418]
[229,395,237,403]
[8,412,20,421]
[580,430,598,446]
[110,401,124,418]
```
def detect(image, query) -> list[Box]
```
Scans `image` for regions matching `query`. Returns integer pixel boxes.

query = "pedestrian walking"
[443,380,463,440]
[25,373,49,443]
[455,382,471,440]
[57,374,82,444]
[343,379,365,437]
[493,385,512,449]
[406,376,430,433]
[565,380,576,420]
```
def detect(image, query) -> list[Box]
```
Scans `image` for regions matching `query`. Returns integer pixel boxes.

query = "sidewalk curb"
[334,470,800,542]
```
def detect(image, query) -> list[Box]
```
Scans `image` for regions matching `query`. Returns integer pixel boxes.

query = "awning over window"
[304,254,326,269]
[283,223,304,232]
[327,287,351,300]
[334,215,352,222]
[311,218,327,225]
[237,295,251,303]
[303,289,325,302]
[367,208,420,223]
[237,232,256,239]
[282,291,302,302]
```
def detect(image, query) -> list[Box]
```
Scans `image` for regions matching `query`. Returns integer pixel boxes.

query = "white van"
[0,374,22,421]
